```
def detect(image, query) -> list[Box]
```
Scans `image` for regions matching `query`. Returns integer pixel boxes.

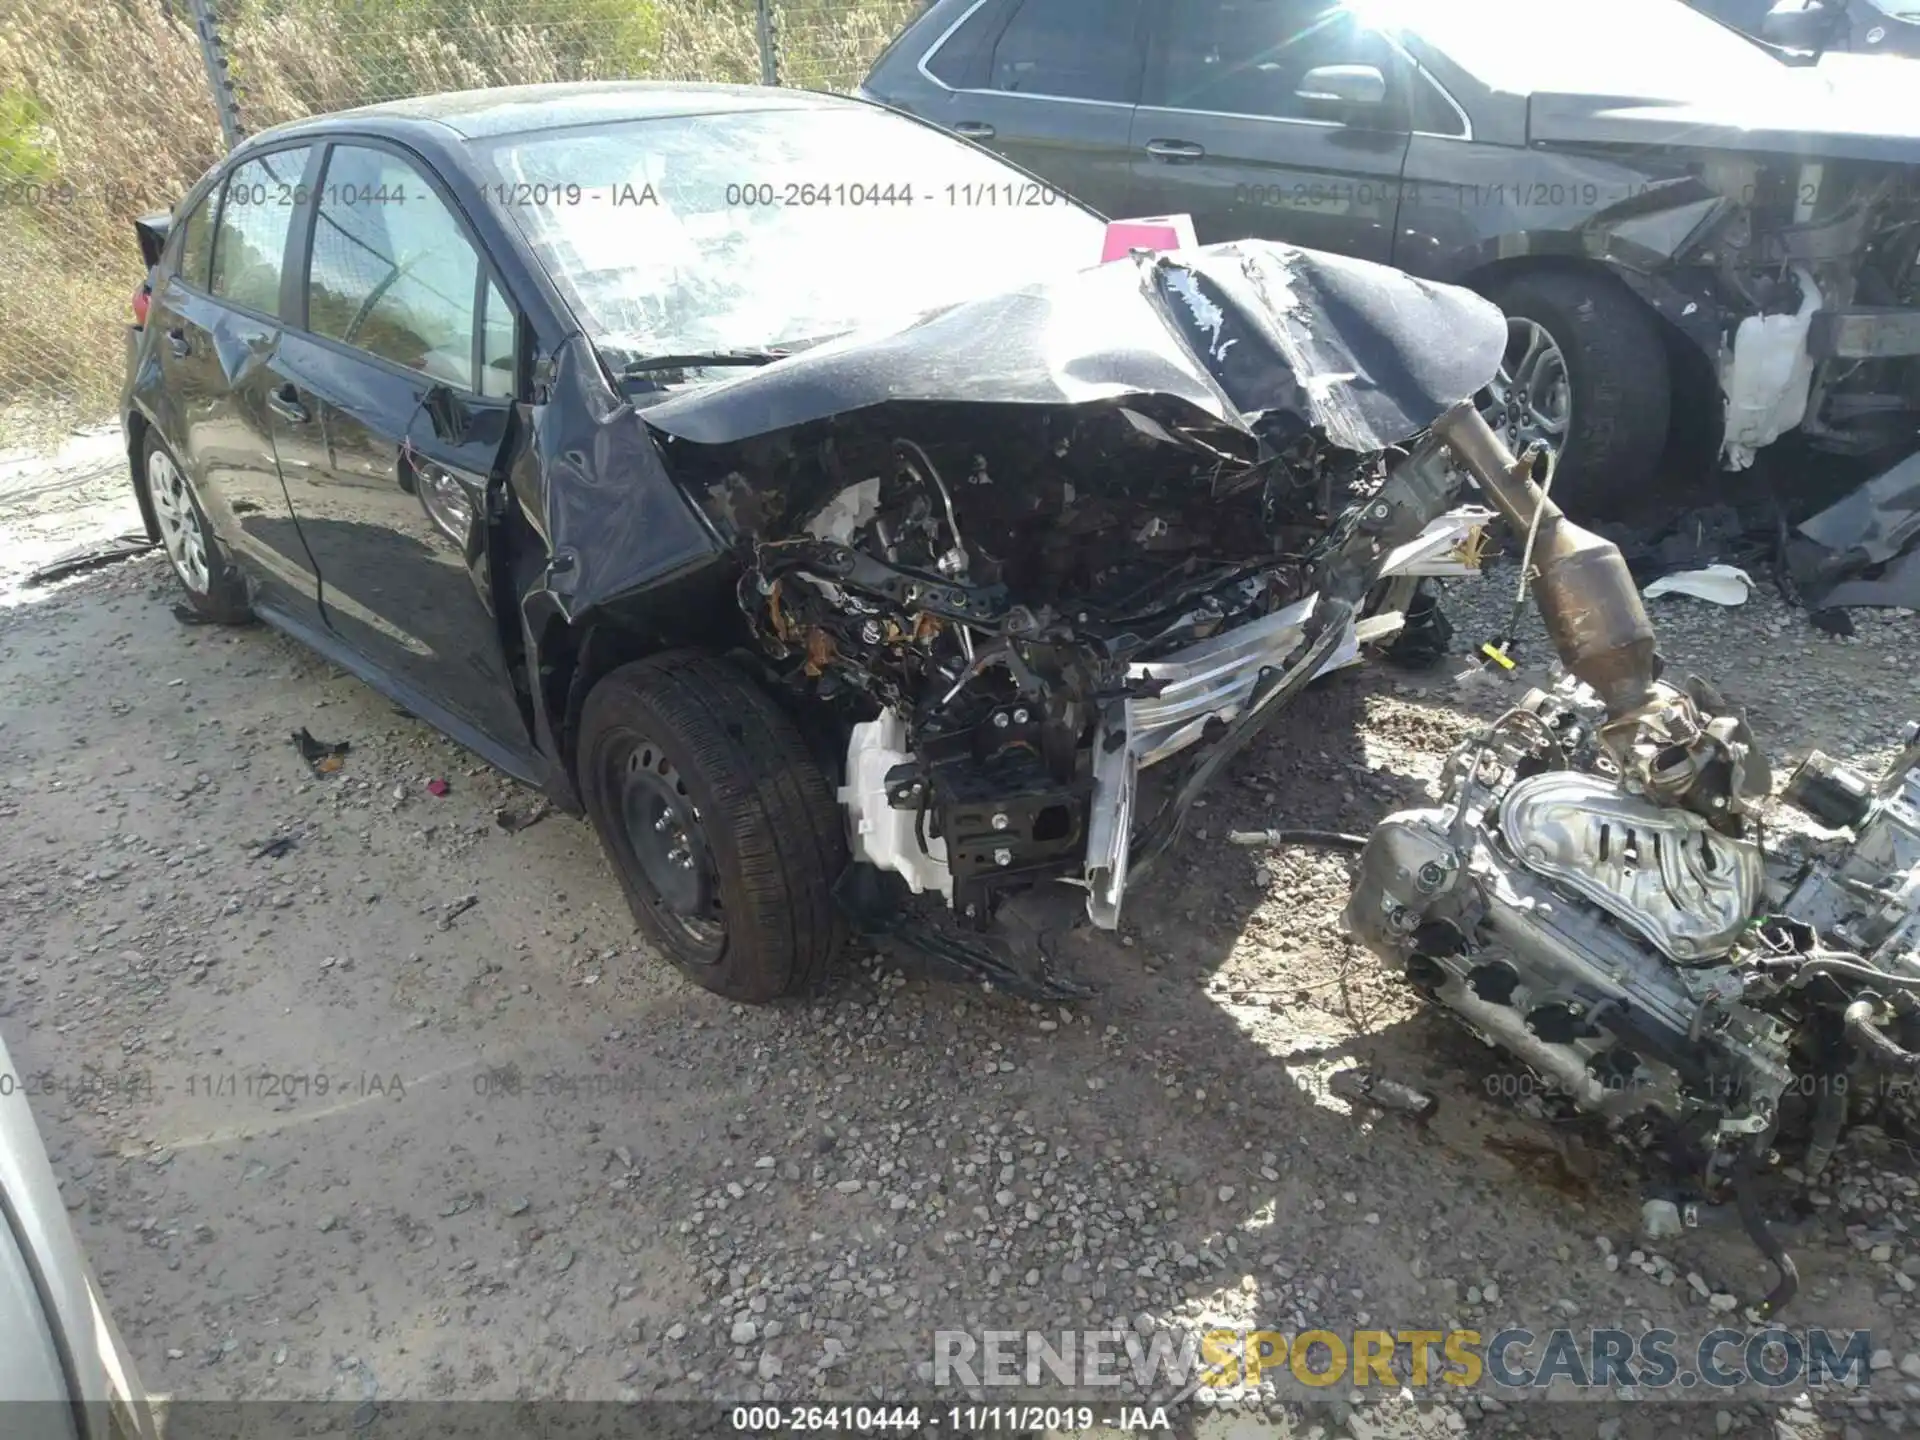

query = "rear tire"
[1481,269,1672,518]
[578,652,847,1003]
[138,431,251,623]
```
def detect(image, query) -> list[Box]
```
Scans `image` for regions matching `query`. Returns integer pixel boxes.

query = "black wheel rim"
[606,735,724,958]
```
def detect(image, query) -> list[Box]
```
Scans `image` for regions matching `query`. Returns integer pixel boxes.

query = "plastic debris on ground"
[290,727,350,775]
[426,778,450,797]
[1643,563,1753,605]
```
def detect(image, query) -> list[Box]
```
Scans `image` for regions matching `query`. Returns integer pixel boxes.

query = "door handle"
[953,120,996,139]
[267,384,310,425]
[166,327,191,358]
[1144,139,1207,162]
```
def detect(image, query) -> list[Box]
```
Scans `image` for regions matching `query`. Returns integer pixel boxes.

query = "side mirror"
[1295,63,1387,106]
[1760,0,1837,47]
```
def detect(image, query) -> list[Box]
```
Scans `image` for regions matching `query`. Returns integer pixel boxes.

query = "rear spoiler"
[133,212,172,270]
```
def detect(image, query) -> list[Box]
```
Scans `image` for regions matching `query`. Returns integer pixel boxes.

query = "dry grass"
[0,0,903,449]
[776,0,921,91]
[0,0,228,442]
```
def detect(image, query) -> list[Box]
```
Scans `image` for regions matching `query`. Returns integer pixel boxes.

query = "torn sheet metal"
[637,240,1509,457]
[1798,448,1920,564]
[1379,506,1496,579]
[1790,448,1920,610]
[525,333,730,624]
[1819,548,1920,610]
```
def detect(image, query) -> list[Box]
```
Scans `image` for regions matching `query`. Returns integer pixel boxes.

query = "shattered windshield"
[478,107,1108,370]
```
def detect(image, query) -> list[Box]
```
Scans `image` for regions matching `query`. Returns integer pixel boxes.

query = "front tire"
[578,652,847,1003]
[1480,269,1672,518]
[138,432,250,623]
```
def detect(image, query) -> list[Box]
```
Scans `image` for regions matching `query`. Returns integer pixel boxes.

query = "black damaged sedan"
[123,81,1509,1003]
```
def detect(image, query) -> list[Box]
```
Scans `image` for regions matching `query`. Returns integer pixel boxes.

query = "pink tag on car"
[1101,214,1198,263]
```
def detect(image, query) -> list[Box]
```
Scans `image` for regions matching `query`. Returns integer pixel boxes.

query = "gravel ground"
[2,494,1919,1438]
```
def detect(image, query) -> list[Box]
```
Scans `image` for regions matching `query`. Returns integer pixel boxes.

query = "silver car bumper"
[1083,506,1491,928]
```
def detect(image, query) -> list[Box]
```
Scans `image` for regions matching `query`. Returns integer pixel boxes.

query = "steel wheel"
[578,653,845,1003]
[147,445,210,594]
[1481,316,1572,458]
[609,737,724,957]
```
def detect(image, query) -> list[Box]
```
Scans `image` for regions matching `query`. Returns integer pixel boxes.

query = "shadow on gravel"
[852,658,1677,1351]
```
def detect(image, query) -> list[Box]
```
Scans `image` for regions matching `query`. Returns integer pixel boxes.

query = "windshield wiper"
[620,348,789,375]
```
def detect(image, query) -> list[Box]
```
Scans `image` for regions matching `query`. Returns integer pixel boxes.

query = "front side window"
[1146,1,1403,122]
[306,144,479,390]
[989,0,1143,101]
[1408,65,1466,136]
[209,146,311,316]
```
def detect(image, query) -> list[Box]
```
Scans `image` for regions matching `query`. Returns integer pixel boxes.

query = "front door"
[1129,0,1410,259]
[272,139,535,777]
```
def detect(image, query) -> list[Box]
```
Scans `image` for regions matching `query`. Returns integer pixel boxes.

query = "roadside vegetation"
[0,0,913,446]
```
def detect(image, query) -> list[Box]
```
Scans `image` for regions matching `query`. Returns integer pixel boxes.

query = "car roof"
[245,80,853,146]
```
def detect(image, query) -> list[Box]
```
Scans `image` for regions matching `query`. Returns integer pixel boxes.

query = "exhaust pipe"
[1430,402,1657,721]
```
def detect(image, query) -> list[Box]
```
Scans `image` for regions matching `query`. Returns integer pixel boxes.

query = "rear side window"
[1145,1,1404,123]
[209,146,312,317]
[1409,67,1467,137]
[306,144,481,390]
[989,0,1143,102]
[925,0,1015,87]
[175,191,215,290]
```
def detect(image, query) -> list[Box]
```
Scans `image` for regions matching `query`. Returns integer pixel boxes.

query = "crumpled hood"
[1528,59,1920,163]
[638,240,1508,457]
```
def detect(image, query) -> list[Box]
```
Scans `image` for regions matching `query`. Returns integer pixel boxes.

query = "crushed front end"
[1715,153,1920,463]
[1588,149,1920,464]
[638,241,1507,945]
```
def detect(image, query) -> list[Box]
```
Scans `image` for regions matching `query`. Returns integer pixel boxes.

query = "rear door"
[269,138,535,776]
[1129,0,1411,259]
[910,0,1146,216]
[151,143,324,626]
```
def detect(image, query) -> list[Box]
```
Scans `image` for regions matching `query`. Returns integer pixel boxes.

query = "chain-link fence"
[0,0,918,456]
[773,0,921,92]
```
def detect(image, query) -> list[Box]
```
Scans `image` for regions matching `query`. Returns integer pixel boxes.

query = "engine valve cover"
[1498,772,1759,961]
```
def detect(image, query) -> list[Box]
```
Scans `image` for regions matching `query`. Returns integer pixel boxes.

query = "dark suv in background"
[1691,0,1920,56]
[860,0,1920,513]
